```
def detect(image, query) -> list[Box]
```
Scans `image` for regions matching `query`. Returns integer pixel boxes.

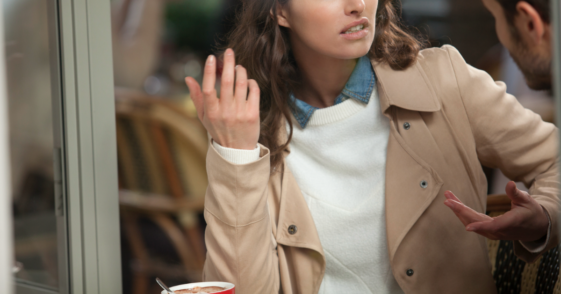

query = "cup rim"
[160,282,235,294]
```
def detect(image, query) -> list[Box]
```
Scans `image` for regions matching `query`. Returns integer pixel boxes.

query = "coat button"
[406,269,414,276]
[420,180,428,189]
[403,122,411,130]
[288,225,297,235]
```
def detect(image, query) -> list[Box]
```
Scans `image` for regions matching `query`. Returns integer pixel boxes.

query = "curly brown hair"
[226,0,423,171]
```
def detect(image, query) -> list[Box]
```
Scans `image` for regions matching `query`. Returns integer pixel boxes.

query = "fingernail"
[207,55,215,65]
[444,200,454,208]
[235,65,239,70]
[466,226,474,231]
[226,49,233,56]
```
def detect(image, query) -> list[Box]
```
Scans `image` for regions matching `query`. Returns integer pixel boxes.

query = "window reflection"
[5,0,60,289]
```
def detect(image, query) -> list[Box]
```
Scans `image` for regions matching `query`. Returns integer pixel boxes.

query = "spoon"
[156,277,175,294]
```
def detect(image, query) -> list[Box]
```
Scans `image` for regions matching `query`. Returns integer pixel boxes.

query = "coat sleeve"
[202,141,280,293]
[445,45,560,263]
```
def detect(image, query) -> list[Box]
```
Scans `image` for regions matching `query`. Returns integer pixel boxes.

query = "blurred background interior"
[6,0,555,293]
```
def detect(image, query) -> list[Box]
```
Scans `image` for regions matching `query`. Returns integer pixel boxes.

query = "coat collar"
[288,55,376,129]
[278,59,441,153]
[371,59,441,114]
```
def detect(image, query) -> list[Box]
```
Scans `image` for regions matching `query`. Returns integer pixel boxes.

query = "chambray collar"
[288,55,376,128]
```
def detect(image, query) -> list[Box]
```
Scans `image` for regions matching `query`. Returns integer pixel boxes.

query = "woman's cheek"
[297,17,338,49]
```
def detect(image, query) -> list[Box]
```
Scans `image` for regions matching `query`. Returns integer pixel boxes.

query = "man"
[484,0,552,90]
[444,0,558,262]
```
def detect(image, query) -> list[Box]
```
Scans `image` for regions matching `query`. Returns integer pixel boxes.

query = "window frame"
[0,0,13,292]
[58,0,122,293]
[554,0,561,124]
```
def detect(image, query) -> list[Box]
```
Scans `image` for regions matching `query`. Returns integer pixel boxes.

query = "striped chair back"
[115,92,209,291]
[115,93,208,202]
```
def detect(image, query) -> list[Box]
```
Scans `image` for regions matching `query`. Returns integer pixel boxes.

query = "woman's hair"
[226,0,423,171]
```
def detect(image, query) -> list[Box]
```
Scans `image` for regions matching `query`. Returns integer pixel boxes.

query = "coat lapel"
[275,162,325,256]
[374,60,441,114]
[273,119,326,293]
[373,60,445,261]
[272,117,323,252]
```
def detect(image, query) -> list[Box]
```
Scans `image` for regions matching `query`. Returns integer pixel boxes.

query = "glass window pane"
[5,0,61,290]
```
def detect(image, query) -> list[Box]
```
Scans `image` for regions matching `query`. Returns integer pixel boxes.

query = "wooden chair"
[486,194,561,294]
[115,90,209,294]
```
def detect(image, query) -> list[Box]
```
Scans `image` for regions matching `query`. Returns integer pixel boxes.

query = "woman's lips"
[340,27,369,40]
[340,18,369,34]
[340,18,369,40]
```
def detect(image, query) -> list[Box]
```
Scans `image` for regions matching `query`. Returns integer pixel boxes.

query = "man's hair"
[497,0,550,23]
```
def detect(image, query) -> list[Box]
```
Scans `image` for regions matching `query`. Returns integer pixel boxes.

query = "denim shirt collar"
[288,55,376,128]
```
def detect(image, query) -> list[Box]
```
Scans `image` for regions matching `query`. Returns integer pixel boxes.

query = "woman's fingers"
[247,79,261,117]
[191,50,260,150]
[235,66,248,109]
[221,49,236,107]
[202,55,219,113]
[185,77,204,121]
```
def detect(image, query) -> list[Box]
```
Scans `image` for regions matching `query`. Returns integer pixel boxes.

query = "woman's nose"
[345,0,366,15]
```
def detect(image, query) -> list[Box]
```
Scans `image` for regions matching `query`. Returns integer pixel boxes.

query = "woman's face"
[277,0,379,60]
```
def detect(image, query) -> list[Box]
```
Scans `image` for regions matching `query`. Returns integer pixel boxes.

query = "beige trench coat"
[201,46,560,294]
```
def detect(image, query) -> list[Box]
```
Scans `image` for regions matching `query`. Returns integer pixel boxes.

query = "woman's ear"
[273,2,290,28]
[514,1,547,46]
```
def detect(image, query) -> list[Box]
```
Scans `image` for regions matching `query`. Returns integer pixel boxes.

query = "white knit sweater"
[213,89,404,294]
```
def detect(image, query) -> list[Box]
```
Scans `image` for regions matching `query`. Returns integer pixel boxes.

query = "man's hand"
[444,181,549,242]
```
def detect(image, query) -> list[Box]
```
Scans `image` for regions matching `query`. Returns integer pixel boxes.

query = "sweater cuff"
[212,140,261,165]
[519,206,551,253]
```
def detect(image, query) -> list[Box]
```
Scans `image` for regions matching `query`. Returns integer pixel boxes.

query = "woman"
[184,0,559,293]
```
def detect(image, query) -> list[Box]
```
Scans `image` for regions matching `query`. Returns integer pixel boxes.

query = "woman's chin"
[329,45,372,60]
[328,38,374,60]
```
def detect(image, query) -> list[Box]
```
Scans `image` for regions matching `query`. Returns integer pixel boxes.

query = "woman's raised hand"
[185,48,261,150]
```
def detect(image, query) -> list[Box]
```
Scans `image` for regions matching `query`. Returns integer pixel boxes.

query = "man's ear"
[272,2,290,28]
[514,1,547,46]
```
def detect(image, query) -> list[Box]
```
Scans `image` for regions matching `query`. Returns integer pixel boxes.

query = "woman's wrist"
[212,140,261,165]
[214,138,258,150]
